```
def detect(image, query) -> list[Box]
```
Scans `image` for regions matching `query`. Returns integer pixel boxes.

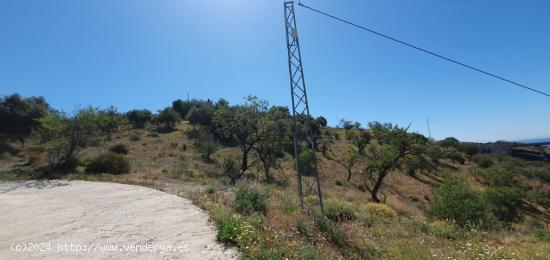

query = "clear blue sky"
[1,0,549,142]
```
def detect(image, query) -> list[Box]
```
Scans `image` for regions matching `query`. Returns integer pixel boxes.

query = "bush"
[295,220,311,238]
[480,167,515,187]
[109,143,129,154]
[429,176,494,228]
[525,190,550,209]
[533,227,550,242]
[297,149,316,176]
[280,197,298,214]
[213,209,242,245]
[446,149,465,164]
[324,200,356,222]
[56,156,80,173]
[365,203,397,218]
[223,157,240,177]
[482,187,522,222]
[429,220,457,239]
[234,184,268,215]
[85,152,130,174]
[126,109,152,129]
[472,153,494,168]
[186,103,214,126]
[407,219,430,233]
[192,133,219,162]
[459,142,479,157]
[362,240,381,258]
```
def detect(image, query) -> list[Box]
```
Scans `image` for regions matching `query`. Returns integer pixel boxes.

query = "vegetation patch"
[234,184,268,215]
[324,200,356,222]
[109,143,129,154]
[85,152,130,174]
[365,202,397,218]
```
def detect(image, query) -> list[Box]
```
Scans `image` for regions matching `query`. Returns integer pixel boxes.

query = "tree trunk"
[370,170,388,203]
[240,149,249,175]
[264,163,272,183]
[347,168,352,182]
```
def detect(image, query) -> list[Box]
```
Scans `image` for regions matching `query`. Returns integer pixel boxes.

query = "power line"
[297,2,550,98]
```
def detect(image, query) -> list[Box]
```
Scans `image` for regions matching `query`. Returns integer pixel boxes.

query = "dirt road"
[0,180,238,259]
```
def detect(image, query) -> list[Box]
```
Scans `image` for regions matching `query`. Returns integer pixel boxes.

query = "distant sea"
[517,137,550,148]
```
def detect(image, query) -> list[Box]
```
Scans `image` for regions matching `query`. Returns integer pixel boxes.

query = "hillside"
[1,118,549,259]
[1,94,550,259]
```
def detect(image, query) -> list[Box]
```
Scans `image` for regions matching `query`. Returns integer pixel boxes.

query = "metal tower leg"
[284,1,324,212]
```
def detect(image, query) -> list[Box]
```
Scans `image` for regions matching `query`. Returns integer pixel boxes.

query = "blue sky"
[1,0,549,142]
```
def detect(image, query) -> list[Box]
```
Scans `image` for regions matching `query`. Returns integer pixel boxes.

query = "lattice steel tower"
[284,1,323,211]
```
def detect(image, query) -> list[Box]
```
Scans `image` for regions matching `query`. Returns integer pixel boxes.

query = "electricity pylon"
[284,1,323,211]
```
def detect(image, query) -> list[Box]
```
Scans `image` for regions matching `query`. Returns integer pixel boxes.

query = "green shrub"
[472,153,493,168]
[407,219,429,233]
[429,176,493,228]
[126,109,152,129]
[280,197,298,214]
[85,152,130,174]
[526,190,550,208]
[480,167,515,187]
[459,142,479,157]
[234,184,268,215]
[295,220,311,238]
[109,143,129,154]
[533,227,550,242]
[192,133,219,162]
[206,187,216,194]
[158,107,181,129]
[314,213,347,249]
[213,209,242,245]
[482,187,522,222]
[446,149,465,164]
[362,240,381,258]
[297,149,316,176]
[222,157,239,179]
[429,220,457,239]
[324,200,356,222]
[56,156,80,173]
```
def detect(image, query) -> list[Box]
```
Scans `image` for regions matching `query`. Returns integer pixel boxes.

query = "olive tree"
[126,109,152,129]
[36,107,103,170]
[156,107,181,131]
[362,122,428,202]
[212,96,266,179]
[252,106,292,182]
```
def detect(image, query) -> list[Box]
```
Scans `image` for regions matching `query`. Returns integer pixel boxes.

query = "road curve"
[0,180,238,260]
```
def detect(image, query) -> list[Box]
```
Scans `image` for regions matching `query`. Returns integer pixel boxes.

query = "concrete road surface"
[0,180,238,260]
